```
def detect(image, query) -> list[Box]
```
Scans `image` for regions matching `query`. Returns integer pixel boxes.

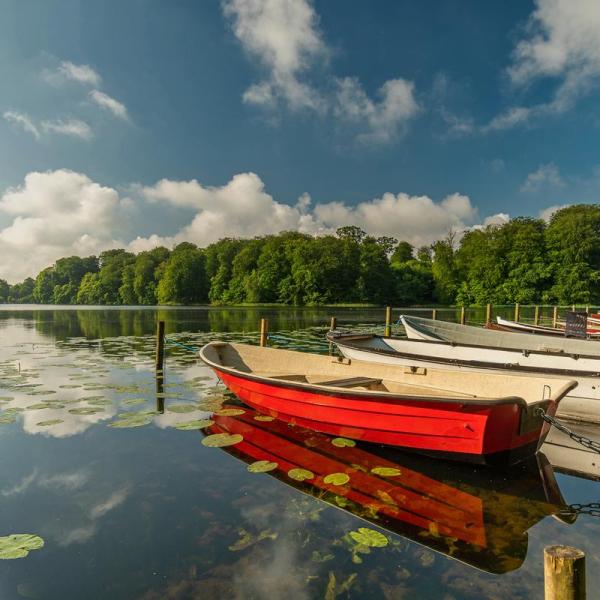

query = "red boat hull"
[215,369,546,464]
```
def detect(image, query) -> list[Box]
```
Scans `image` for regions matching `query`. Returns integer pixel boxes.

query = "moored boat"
[205,404,574,574]
[493,316,600,337]
[199,341,576,465]
[327,315,600,423]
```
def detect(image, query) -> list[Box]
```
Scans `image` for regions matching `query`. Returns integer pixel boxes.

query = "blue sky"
[1,0,600,281]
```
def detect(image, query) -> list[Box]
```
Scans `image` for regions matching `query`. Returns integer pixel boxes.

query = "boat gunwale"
[327,332,600,379]
[199,342,532,408]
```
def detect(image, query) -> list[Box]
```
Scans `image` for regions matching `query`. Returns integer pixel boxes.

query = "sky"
[1,0,600,282]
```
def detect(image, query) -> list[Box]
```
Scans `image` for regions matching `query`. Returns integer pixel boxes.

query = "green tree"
[0,279,8,303]
[391,241,414,264]
[157,243,208,304]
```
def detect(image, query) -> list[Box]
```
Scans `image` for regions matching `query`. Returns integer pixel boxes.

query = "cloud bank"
[0,168,504,283]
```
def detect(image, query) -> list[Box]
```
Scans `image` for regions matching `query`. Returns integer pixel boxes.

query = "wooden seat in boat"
[314,376,383,388]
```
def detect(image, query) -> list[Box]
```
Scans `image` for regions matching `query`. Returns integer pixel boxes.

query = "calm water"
[1,306,599,599]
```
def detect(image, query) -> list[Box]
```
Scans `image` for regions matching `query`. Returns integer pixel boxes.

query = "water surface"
[1,306,599,599]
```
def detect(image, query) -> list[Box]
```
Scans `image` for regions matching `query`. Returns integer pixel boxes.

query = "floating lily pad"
[68,407,104,415]
[323,473,350,486]
[26,402,59,410]
[167,404,197,413]
[349,528,388,548]
[36,419,64,427]
[253,414,275,422]
[86,398,112,406]
[26,390,56,396]
[287,468,314,481]
[109,417,151,428]
[371,467,402,477]
[0,397,14,402]
[201,433,243,447]
[0,534,44,559]
[174,419,214,430]
[0,414,16,425]
[122,398,146,406]
[59,384,81,389]
[247,460,278,473]
[331,437,356,448]
[215,407,246,416]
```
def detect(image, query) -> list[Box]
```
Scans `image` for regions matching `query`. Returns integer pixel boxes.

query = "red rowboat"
[199,342,577,465]
[205,404,573,573]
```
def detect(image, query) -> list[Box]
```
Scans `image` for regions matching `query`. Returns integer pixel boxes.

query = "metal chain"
[535,408,600,453]
[560,503,600,518]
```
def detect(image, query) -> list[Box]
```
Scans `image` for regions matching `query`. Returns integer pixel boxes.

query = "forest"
[2,204,600,306]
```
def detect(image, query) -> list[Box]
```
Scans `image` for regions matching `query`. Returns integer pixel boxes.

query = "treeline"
[2,204,600,306]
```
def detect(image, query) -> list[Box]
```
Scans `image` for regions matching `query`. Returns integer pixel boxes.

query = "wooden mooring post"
[460,306,466,325]
[384,306,392,337]
[544,545,586,600]
[534,305,540,326]
[553,306,559,328]
[432,309,437,320]
[155,320,165,372]
[514,303,520,322]
[486,303,492,325]
[260,318,268,347]
[330,316,337,331]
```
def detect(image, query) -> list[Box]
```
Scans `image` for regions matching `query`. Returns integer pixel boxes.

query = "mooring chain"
[535,408,600,453]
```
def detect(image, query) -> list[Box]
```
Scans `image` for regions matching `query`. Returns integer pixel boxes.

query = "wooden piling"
[544,545,586,600]
[486,303,492,325]
[572,304,576,312]
[534,305,540,326]
[260,318,268,347]
[460,306,466,325]
[553,306,559,329]
[432,309,437,320]
[330,316,337,331]
[384,306,392,337]
[514,303,520,323]
[155,320,165,372]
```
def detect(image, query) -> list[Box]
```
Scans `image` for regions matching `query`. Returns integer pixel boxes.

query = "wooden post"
[553,306,559,329]
[514,303,520,323]
[260,318,268,347]
[432,309,437,320]
[155,320,165,372]
[460,306,466,325]
[544,545,586,600]
[585,305,589,315]
[384,306,392,337]
[486,303,492,325]
[572,304,576,312]
[330,316,337,331]
[534,305,540,326]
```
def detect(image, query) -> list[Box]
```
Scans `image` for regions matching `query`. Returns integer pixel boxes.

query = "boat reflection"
[205,405,575,574]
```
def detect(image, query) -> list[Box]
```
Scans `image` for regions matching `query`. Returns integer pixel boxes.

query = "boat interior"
[201,342,576,405]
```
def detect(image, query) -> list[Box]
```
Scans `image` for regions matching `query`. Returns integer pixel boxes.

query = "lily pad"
[215,407,246,416]
[0,534,44,559]
[36,419,64,427]
[108,416,152,428]
[287,468,314,481]
[0,414,16,425]
[59,384,81,389]
[371,466,402,477]
[174,419,214,430]
[201,433,243,447]
[122,398,146,406]
[323,473,350,486]
[247,460,278,473]
[26,403,59,410]
[253,414,275,422]
[349,527,388,548]
[331,437,356,448]
[167,404,197,413]
[69,407,104,415]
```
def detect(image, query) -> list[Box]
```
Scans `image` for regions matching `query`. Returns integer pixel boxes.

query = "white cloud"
[222,0,418,143]
[439,108,474,137]
[520,163,564,192]
[539,203,570,221]
[487,0,600,130]
[1,470,38,497]
[41,118,93,140]
[0,169,129,282]
[89,90,128,119]
[223,0,327,111]
[335,77,420,143]
[3,111,41,139]
[58,61,102,86]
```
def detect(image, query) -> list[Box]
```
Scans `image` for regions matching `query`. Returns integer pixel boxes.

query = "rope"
[536,408,600,453]
[164,338,200,353]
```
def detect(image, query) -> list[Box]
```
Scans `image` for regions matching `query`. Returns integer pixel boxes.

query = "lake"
[1,306,599,599]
